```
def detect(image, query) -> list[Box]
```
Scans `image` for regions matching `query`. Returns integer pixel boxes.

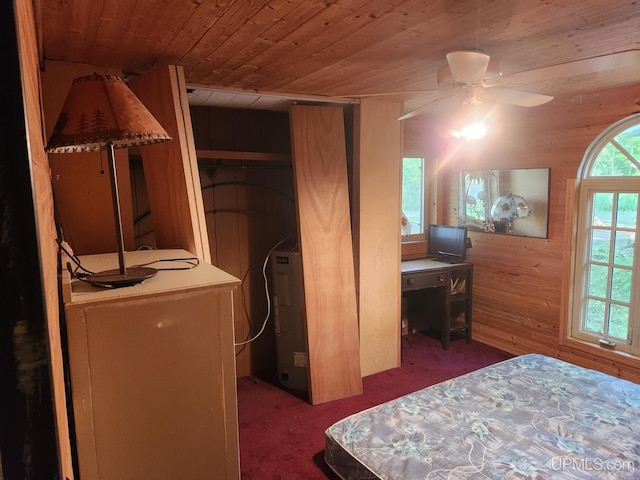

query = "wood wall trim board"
[129,65,211,263]
[14,2,74,478]
[354,99,402,376]
[290,104,362,404]
[559,179,578,345]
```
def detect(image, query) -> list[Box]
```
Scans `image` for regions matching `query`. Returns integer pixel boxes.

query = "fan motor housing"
[437,57,502,87]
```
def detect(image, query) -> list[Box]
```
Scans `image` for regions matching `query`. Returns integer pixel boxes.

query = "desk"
[401,259,473,349]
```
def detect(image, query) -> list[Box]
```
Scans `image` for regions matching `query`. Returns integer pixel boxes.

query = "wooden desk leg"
[442,303,450,350]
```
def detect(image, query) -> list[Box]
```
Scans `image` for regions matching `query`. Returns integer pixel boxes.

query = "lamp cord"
[57,240,200,282]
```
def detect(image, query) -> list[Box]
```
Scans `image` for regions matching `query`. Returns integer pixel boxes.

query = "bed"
[325,354,640,479]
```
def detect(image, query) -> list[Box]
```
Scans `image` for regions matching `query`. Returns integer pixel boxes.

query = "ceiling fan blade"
[446,51,490,84]
[504,50,640,86]
[334,89,439,99]
[398,102,435,121]
[398,94,464,120]
[483,87,553,107]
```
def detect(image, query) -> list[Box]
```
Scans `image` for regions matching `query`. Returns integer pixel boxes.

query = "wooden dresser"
[62,249,240,479]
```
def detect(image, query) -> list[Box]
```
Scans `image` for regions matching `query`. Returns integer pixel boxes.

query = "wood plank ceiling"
[37,0,640,116]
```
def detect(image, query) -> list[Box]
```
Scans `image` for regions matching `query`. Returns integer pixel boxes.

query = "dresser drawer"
[402,271,447,290]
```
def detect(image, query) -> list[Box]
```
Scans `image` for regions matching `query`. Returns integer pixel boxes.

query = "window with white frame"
[571,113,640,355]
[401,157,428,241]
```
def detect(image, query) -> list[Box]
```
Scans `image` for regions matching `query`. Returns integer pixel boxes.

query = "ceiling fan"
[388,49,640,121]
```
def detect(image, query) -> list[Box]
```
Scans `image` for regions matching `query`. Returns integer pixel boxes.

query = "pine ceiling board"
[188,0,363,86]
[180,0,290,81]
[70,0,107,62]
[38,0,640,109]
[40,0,81,62]
[178,0,294,74]
[468,2,639,74]
[214,0,380,87]
[89,1,139,65]
[142,2,235,66]
[89,1,172,71]
[183,0,307,83]
[206,1,334,74]
[245,0,476,93]
[111,1,212,73]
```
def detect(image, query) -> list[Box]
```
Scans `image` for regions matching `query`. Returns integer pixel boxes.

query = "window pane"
[608,304,629,340]
[588,264,608,297]
[591,142,640,176]
[574,115,640,353]
[613,231,635,266]
[590,229,610,262]
[585,299,605,333]
[593,192,613,226]
[610,267,632,303]
[402,158,424,235]
[616,193,638,228]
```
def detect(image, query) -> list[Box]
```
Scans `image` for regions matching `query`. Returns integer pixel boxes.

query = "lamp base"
[85,267,158,288]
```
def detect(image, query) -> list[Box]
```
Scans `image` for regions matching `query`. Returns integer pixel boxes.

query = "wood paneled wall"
[405,84,640,382]
[187,106,297,378]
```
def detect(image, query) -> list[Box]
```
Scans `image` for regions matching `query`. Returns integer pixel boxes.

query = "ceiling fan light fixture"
[450,122,487,141]
[438,56,502,87]
[448,101,497,141]
[446,51,490,84]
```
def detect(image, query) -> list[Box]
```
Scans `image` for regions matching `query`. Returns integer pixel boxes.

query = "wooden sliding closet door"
[289,105,362,405]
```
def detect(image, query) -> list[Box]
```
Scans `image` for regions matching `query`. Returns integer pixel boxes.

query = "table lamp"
[46,73,171,287]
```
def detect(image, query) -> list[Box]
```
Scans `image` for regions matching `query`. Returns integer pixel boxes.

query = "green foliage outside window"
[402,158,424,235]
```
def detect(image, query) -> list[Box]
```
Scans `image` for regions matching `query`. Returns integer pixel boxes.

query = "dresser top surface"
[65,249,240,305]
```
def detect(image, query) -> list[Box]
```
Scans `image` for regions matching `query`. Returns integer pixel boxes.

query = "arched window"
[571,113,640,355]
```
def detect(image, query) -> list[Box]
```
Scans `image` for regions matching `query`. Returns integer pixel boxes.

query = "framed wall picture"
[459,168,550,238]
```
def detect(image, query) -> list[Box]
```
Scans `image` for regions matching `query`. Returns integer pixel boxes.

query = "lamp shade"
[46,73,171,153]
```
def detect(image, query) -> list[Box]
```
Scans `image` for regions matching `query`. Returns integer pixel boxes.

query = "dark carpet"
[237,333,513,479]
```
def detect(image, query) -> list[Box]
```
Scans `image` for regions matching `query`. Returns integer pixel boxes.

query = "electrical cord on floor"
[234,236,293,347]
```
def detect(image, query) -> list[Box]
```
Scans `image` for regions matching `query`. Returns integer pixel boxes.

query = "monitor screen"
[427,224,467,262]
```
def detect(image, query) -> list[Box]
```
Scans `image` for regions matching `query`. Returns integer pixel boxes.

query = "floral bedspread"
[325,354,640,479]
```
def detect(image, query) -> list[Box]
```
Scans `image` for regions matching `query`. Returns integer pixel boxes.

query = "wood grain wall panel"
[191,106,297,378]
[190,106,291,155]
[354,99,402,376]
[418,83,640,381]
[41,60,135,255]
[13,2,73,478]
[203,167,250,374]
[244,167,297,375]
[290,104,362,404]
[129,65,211,262]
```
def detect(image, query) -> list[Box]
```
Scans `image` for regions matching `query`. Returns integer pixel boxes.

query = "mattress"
[325,354,640,479]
